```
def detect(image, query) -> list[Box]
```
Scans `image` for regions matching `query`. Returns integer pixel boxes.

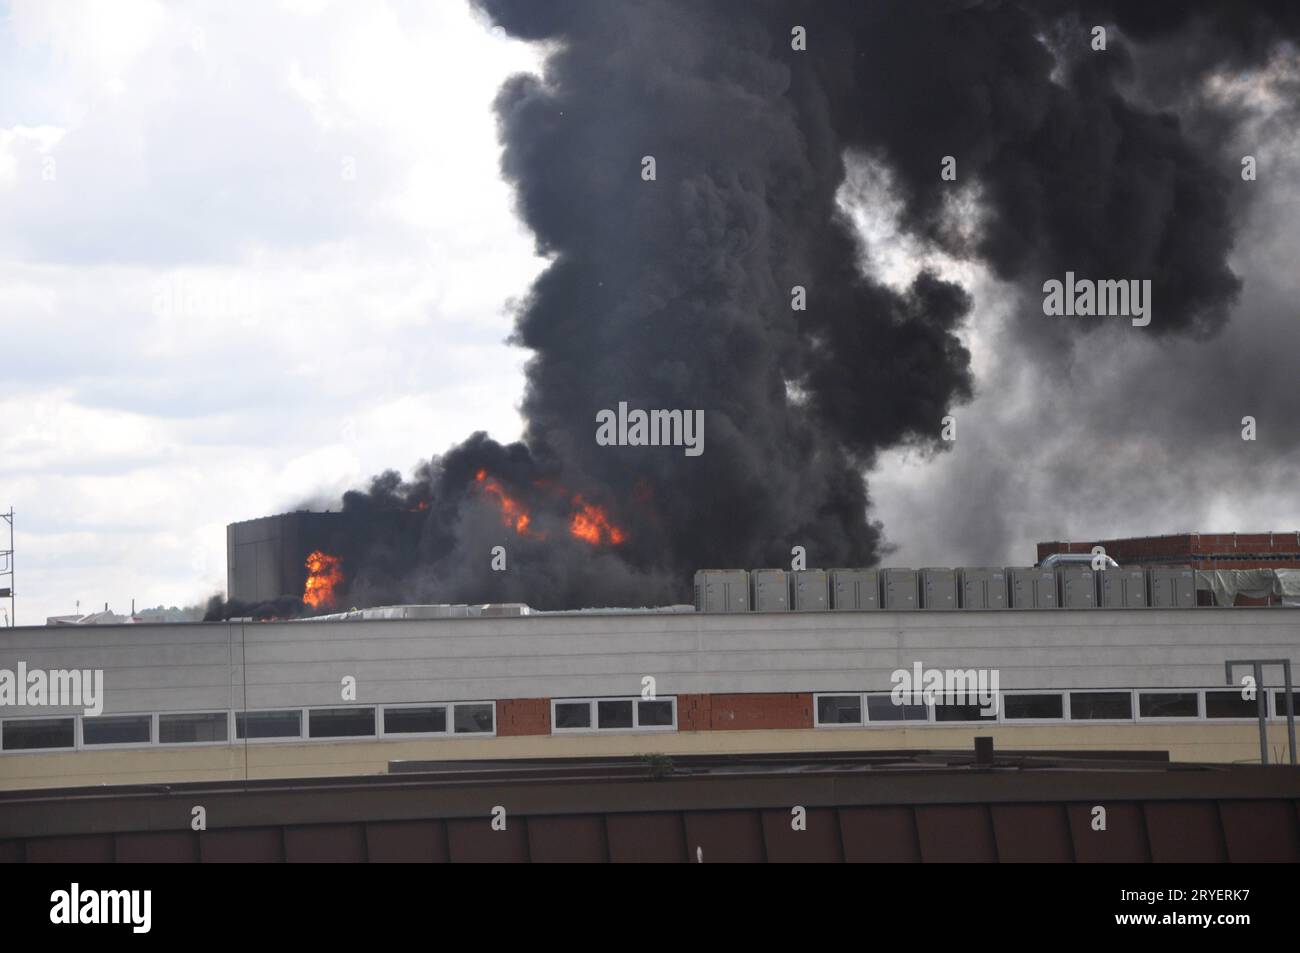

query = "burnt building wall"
[226,512,348,605]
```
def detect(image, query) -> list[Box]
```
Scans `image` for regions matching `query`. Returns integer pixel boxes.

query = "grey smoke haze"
[303,0,1300,612]
[863,1,1300,566]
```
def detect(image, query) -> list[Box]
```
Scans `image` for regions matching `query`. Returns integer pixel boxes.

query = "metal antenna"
[0,508,14,626]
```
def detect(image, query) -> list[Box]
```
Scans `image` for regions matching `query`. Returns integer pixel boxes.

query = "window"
[2,717,75,751]
[1138,692,1199,719]
[235,710,302,740]
[554,701,592,729]
[1069,691,1133,720]
[452,703,494,734]
[866,694,928,722]
[160,712,228,744]
[383,706,447,735]
[1003,694,1064,720]
[1205,691,1259,719]
[638,700,674,727]
[82,714,152,746]
[932,695,997,722]
[1274,691,1299,719]
[816,694,863,726]
[309,707,375,738]
[597,699,634,729]
[551,697,676,733]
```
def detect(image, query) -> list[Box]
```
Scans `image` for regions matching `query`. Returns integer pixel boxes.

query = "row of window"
[552,697,676,732]
[813,689,1300,727]
[0,701,495,753]
[0,696,676,753]
[4,688,1293,751]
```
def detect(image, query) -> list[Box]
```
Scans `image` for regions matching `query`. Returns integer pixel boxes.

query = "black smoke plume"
[233,1,1300,613]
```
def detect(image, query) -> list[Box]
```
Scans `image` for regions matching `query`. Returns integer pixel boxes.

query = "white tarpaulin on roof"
[1195,569,1300,606]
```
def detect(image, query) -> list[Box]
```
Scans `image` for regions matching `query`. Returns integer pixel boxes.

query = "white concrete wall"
[0,608,1297,716]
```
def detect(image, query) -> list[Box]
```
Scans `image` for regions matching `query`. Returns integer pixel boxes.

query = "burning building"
[226,512,351,610]
[222,465,634,617]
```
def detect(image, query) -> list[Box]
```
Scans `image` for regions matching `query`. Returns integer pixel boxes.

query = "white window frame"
[997,690,1066,724]
[448,701,497,738]
[812,692,866,728]
[157,710,233,747]
[78,711,157,750]
[1066,689,1137,723]
[1203,689,1266,722]
[864,691,931,726]
[1135,688,1203,721]
[305,704,379,740]
[550,696,677,734]
[379,702,452,738]
[0,714,80,754]
[929,693,1000,725]
[234,707,307,744]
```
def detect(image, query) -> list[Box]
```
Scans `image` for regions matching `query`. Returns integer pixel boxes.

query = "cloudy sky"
[3,0,1298,624]
[1,0,544,622]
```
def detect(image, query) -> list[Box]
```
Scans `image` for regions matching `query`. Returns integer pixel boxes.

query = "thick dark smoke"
[242,0,1300,613]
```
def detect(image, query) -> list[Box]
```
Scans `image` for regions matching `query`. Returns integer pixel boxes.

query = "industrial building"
[6,540,1299,862]
[226,512,351,605]
[2,602,1298,793]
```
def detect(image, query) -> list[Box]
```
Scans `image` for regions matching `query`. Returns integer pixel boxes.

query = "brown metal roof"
[2,749,1298,862]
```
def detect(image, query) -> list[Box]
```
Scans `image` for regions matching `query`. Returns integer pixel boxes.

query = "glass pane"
[554,702,592,729]
[384,706,447,734]
[1139,692,1199,718]
[596,699,634,729]
[1274,691,1298,718]
[637,700,674,727]
[309,707,375,738]
[82,715,152,745]
[160,712,228,744]
[933,696,997,722]
[453,703,494,734]
[236,710,302,739]
[1205,691,1257,719]
[866,695,928,722]
[1003,694,1064,720]
[2,718,75,750]
[817,695,862,725]
[1069,692,1132,720]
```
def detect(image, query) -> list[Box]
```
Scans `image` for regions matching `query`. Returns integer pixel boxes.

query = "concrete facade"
[1,608,1297,717]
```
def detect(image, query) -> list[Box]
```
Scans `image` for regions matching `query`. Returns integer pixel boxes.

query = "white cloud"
[0,1,545,622]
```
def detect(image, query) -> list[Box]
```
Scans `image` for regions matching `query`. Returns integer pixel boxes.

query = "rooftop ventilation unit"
[750,569,789,612]
[693,570,750,613]
[830,569,880,611]
[920,568,957,610]
[790,570,830,611]
[957,568,1007,609]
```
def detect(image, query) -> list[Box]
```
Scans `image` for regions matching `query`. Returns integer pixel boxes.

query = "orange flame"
[569,495,626,546]
[475,469,544,538]
[303,550,343,609]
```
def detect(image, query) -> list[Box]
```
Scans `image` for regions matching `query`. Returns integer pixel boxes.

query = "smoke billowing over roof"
[280,0,1300,612]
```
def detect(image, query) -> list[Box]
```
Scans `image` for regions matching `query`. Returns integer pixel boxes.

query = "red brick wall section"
[1039,533,1300,569]
[709,693,813,730]
[676,694,711,732]
[656,693,814,731]
[496,698,550,736]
